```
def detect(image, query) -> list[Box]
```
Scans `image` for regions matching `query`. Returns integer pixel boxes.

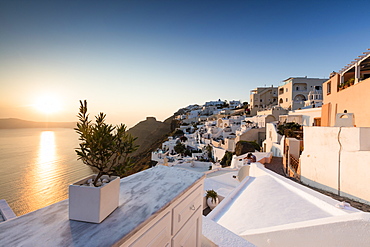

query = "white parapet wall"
[242,212,370,247]
[301,126,370,204]
[300,127,340,194]
[212,146,226,162]
[263,123,284,157]
[340,150,370,204]
[202,216,256,247]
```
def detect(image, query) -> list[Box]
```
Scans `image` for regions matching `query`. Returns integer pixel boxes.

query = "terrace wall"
[300,126,370,204]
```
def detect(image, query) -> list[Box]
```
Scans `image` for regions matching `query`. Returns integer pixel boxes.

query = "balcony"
[338,77,355,91]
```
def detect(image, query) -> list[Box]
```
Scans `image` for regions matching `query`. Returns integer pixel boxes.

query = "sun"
[34,95,62,114]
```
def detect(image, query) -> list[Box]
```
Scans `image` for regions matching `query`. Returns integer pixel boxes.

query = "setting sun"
[34,95,62,114]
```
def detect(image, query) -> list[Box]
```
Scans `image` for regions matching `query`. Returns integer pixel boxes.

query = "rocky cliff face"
[126,116,177,174]
[128,116,173,155]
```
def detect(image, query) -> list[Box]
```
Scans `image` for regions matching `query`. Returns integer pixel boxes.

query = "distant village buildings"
[278,77,326,111]
[249,86,278,115]
[146,48,370,247]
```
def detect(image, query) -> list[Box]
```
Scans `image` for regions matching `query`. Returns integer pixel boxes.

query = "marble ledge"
[0,165,205,247]
[0,199,16,222]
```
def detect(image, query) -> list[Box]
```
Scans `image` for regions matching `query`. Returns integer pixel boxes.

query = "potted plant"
[69,100,138,223]
[206,189,219,210]
[348,77,355,86]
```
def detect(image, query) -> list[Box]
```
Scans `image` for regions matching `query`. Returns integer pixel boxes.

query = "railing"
[287,154,300,180]
[289,155,299,173]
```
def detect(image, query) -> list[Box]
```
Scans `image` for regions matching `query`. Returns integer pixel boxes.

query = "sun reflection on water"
[38,131,56,166]
[29,131,61,209]
[1,129,94,216]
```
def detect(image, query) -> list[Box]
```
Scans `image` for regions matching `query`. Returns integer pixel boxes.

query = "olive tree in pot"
[69,100,138,223]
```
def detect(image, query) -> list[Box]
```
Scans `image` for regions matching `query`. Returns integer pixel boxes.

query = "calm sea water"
[0,128,93,216]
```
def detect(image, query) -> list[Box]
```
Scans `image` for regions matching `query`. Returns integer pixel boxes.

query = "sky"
[1,0,370,128]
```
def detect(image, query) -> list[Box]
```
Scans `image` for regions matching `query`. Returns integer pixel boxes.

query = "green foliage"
[174,142,186,155]
[173,129,184,137]
[184,149,192,157]
[277,122,302,137]
[250,141,261,151]
[237,140,261,152]
[347,77,355,85]
[338,77,355,90]
[75,100,139,186]
[206,189,218,203]
[220,151,233,167]
[205,145,214,161]
[179,136,188,142]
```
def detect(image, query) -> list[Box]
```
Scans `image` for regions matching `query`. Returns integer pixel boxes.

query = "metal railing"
[289,155,299,173]
[287,154,300,180]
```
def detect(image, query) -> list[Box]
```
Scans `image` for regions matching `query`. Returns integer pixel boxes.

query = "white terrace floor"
[210,174,336,234]
[203,163,370,246]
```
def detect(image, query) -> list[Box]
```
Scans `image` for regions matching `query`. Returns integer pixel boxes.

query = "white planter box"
[69,175,120,223]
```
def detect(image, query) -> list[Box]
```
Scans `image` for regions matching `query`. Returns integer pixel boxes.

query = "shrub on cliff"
[220,151,233,167]
[235,141,260,156]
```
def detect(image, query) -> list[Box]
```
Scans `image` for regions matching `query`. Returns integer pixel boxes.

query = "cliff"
[127,116,178,174]
[128,117,173,155]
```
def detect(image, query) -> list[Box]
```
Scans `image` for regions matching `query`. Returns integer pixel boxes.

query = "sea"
[0,128,93,216]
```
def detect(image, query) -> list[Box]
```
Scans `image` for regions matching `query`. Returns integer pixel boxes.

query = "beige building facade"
[321,49,370,127]
[278,77,326,110]
[249,86,278,115]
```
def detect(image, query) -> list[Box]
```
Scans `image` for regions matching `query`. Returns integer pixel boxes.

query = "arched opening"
[294,94,306,102]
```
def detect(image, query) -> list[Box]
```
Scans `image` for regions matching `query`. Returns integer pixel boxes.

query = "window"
[296,86,299,90]
[260,99,263,102]
[286,88,288,92]
[286,98,288,102]
[327,82,331,94]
